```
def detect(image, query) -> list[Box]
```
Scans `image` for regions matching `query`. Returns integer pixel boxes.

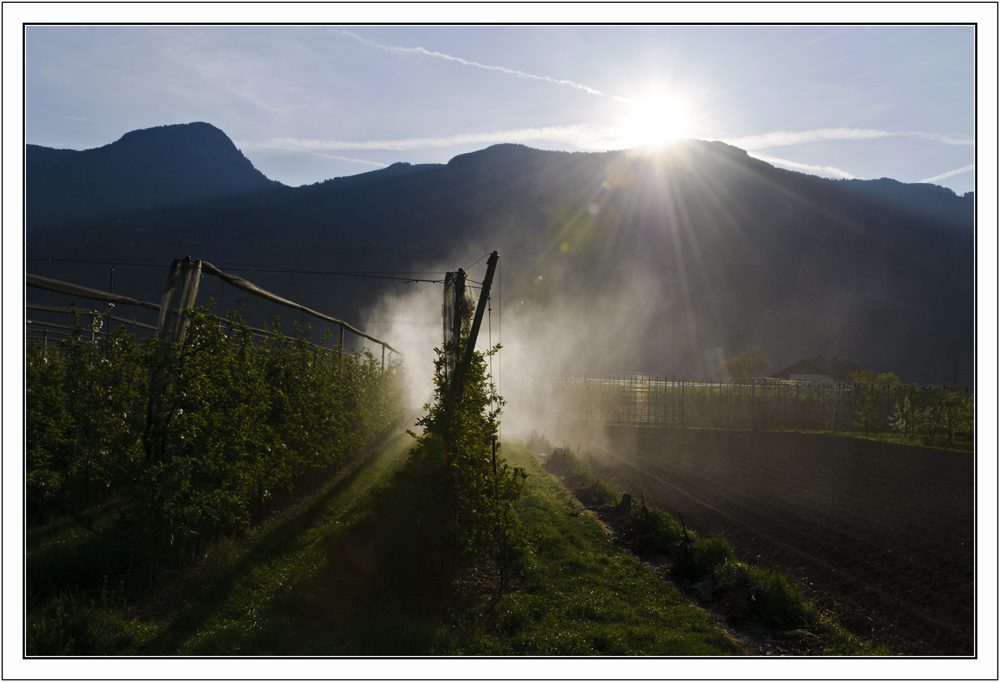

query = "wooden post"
[155,257,202,344]
[442,269,467,380]
[451,253,499,398]
[670,374,677,424]
[143,256,202,588]
[106,265,115,345]
[146,257,202,462]
[681,376,685,427]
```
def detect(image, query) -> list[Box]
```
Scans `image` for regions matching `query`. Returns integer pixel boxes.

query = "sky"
[22,22,979,193]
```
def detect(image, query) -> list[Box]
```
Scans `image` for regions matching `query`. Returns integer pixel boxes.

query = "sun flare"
[619,92,693,149]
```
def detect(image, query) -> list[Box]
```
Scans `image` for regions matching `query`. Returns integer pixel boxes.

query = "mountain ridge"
[24,123,975,386]
[26,122,283,230]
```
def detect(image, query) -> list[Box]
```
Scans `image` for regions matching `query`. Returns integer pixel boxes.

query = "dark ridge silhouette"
[25,126,975,386]
[26,122,283,230]
[836,177,973,229]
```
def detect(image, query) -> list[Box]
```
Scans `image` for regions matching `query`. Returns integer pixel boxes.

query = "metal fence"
[546,375,970,437]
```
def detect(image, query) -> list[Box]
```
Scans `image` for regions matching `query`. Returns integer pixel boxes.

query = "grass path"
[99,436,740,655]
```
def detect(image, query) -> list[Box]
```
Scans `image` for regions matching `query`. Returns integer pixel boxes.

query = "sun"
[618,92,693,149]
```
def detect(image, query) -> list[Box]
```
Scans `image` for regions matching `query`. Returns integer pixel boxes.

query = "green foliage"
[26,589,157,655]
[543,447,577,477]
[636,506,686,544]
[541,447,618,505]
[406,340,526,580]
[26,314,148,520]
[26,306,406,599]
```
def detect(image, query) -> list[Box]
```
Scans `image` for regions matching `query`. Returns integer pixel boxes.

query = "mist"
[362,244,688,451]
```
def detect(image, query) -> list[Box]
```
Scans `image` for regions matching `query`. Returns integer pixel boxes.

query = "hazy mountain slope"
[25,128,975,386]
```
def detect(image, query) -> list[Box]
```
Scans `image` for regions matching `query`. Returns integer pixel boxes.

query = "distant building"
[770,356,864,382]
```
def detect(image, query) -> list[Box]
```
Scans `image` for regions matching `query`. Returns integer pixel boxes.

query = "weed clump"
[543,447,577,477]
[673,536,735,581]
[542,447,618,506]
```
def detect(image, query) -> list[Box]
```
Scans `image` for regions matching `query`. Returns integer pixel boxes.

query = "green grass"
[27,433,743,655]
[430,446,739,655]
[167,439,738,655]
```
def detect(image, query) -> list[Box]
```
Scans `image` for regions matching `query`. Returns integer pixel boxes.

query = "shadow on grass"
[142,433,436,654]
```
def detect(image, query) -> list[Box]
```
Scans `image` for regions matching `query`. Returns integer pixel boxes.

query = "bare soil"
[565,425,975,656]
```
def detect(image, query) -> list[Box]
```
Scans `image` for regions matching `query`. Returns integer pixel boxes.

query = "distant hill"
[25,126,975,387]
[835,177,973,229]
[26,122,283,230]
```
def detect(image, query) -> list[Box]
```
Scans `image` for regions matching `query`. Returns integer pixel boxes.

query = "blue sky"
[23,22,979,192]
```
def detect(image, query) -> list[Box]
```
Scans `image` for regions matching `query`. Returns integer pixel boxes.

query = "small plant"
[524,431,553,455]
[673,536,735,581]
[642,506,684,542]
[543,447,577,477]
[714,561,815,631]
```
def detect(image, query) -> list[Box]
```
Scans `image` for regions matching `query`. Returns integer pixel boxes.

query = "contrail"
[242,141,389,167]
[720,128,973,151]
[265,124,622,153]
[919,164,975,183]
[747,151,856,179]
[336,30,612,98]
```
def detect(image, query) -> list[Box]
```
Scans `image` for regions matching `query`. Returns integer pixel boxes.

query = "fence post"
[833,383,839,433]
[155,257,202,344]
[672,375,676,427]
[147,256,203,458]
[681,376,685,428]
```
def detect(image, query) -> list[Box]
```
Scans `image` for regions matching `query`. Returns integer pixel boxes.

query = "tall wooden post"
[142,256,202,589]
[451,253,498,398]
[147,256,203,460]
[155,257,202,344]
[442,269,467,380]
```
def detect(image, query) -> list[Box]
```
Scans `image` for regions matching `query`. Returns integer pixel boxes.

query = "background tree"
[846,369,900,388]
[721,345,771,379]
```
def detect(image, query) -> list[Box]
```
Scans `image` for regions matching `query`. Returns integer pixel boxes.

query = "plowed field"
[571,426,975,655]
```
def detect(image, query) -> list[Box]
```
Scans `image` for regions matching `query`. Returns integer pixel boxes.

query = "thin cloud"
[747,151,856,179]
[264,124,622,153]
[304,152,388,168]
[336,30,608,98]
[243,141,389,167]
[720,128,973,151]
[919,164,975,183]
